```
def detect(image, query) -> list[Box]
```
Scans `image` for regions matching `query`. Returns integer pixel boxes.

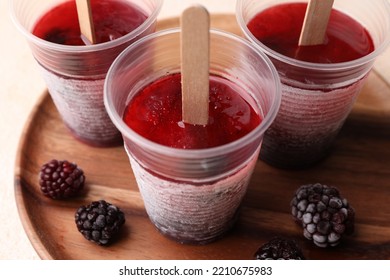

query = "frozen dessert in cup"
[10,0,163,146]
[104,29,281,244]
[236,0,390,168]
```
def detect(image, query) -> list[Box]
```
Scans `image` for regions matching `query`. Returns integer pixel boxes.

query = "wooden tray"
[14,15,390,260]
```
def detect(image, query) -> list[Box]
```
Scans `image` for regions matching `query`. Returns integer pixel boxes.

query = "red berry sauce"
[32,0,147,45]
[123,73,262,149]
[247,3,374,63]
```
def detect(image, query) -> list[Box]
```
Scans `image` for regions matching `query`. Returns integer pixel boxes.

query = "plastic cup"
[10,0,163,147]
[236,0,390,168]
[104,28,281,244]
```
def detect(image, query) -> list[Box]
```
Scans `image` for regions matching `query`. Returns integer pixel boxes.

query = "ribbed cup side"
[129,150,259,244]
[260,76,368,168]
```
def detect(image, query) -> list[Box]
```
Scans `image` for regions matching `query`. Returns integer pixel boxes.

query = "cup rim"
[104,28,282,158]
[9,0,163,53]
[236,0,390,71]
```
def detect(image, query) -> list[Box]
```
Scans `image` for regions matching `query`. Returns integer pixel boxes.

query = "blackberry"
[254,237,305,260]
[75,200,125,245]
[39,159,85,199]
[291,183,355,248]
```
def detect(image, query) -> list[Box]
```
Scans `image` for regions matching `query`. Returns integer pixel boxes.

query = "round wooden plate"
[14,15,390,260]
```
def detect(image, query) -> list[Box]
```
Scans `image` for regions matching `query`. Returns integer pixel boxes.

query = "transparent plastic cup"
[236,0,390,168]
[10,0,163,146]
[104,28,281,244]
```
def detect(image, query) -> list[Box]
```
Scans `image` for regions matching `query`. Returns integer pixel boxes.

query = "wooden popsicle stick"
[75,0,96,45]
[181,5,210,126]
[298,0,334,46]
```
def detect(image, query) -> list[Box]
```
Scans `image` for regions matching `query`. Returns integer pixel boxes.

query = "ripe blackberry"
[291,183,355,248]
[75,200,125,245]
[39,159,85,199]
[254,237,305,260]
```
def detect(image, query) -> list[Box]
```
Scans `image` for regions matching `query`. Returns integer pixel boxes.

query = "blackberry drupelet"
[75,200,125,245]
[39,159,85,199]
[291,183,355,248]
[254,237,305,260]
